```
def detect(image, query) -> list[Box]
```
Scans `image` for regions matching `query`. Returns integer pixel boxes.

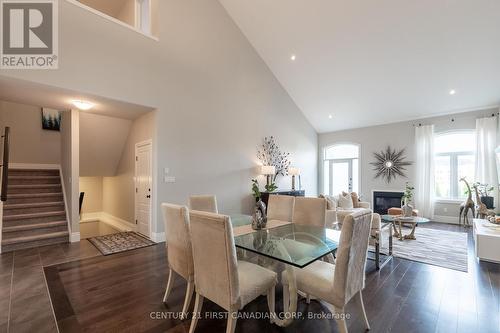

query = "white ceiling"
[0,76,155,120]
[219,0,500,133]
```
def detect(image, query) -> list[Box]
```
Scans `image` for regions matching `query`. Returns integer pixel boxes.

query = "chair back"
[267,195,295,221]
[189,210,240,311]
[161,203,194,280]
[292,197,326,227]
[332,209,372,307]
[189,195,218,213]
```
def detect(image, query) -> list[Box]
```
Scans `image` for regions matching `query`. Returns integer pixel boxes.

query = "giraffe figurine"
[473,183,496,219]
[459,177,475,227]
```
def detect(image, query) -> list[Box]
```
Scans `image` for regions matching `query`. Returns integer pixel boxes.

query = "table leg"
[273,264,297,327]
[398,221,403,241]
[392,222,400,239]
[389,230,393,255]
[404,223,417,240]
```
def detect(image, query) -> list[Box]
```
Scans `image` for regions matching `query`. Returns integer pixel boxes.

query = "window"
[324,144,360,195]
[434,131,475,200]
[74,0,157,38]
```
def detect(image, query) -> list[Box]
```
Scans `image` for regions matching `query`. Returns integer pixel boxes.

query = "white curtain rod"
[413,111,499,127]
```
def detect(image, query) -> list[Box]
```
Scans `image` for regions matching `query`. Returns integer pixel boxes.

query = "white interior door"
[135,141,152,238]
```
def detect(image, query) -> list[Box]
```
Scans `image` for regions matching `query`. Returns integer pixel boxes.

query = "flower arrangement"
[257,136,291,182]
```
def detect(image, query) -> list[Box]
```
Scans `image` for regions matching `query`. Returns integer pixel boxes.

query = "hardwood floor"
[0,223,499,332]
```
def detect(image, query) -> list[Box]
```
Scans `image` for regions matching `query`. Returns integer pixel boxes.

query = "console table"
[473,218,500,263]
[261,190,305,206]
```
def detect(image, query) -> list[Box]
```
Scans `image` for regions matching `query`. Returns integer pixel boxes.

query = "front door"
[135,141,152,237]
[330,159,353,194]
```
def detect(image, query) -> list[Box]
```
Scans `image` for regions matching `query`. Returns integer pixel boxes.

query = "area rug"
[88,231,156,255]
[381,227,468,272]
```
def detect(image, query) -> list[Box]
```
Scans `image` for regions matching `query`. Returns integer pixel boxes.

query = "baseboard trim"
[70,232,80,243]
[9,163,60,170]
[151,232,165,243]
[433,215,460,224]
[80,212,101,222]
[83,212,136,233]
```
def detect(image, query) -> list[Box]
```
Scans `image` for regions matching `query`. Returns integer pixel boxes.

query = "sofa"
[320,193,371,227]
[320,193,391,269]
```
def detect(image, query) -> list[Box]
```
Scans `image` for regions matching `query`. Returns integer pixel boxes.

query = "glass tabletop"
[232,218,339,268]
[381,215,430,223]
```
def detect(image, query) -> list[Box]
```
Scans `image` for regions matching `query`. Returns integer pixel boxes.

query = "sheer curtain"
[475,116,498,208]
[415,125,435,219]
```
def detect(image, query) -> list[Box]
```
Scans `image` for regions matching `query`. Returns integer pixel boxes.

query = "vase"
[401,198,413,217]
[252,199,268,230]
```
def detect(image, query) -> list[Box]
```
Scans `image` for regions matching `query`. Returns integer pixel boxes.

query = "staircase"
[1,169,69,252]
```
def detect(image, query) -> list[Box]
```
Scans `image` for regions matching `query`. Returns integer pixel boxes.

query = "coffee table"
[381,215,430,240]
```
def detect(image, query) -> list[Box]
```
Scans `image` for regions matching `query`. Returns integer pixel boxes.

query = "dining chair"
[188,210,277,333]
[292,197,326,227]
[282,209,373,333]
[267,195,295,221]
[189,195,218,213]
[161,203,194,320]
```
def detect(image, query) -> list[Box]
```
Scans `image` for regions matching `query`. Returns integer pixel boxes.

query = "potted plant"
[401,182,415,217]
[251,179,261,201]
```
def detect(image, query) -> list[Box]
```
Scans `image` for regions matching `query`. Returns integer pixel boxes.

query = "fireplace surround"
[373,191,404,215]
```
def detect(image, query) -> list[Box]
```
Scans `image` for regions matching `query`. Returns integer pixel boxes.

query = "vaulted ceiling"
[219,0,500,133]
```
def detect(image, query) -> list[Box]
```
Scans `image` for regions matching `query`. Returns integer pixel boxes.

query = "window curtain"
[415,125,435,219]
[475,116,498,209]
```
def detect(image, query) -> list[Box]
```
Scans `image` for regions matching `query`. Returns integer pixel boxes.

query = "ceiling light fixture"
[449,89,456,95]
[71,100,94,110]
[290,54,296,61]
[328,114,333,119]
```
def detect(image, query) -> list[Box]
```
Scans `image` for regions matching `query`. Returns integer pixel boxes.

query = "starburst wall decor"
[370,146,412,183]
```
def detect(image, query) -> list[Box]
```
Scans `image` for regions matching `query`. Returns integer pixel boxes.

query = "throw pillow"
[319,194,337,210]
[338,192,354,209]
[351,192,360,208]
[342,191,360,208]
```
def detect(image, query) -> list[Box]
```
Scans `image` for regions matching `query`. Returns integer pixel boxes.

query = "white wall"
[319,107,499,222]
[79,112,132,176]
[0,100,61,164]
[60,110,80,236]
[0,0,318,238]
[102,111,155,223]
[79,177,103,214]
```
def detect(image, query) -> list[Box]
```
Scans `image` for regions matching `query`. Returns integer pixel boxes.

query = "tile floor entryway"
[0,241,101,333]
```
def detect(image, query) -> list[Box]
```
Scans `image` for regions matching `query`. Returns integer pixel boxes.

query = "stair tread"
[8,184,61,188]
[1,231,69,245]
[9,176,60,179]
[4,201,64,209]
[3,210,66,220]
[8,192,63,198]
[3,221,67,232]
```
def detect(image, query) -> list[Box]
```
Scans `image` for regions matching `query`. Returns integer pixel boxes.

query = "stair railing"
[1,127,10,202]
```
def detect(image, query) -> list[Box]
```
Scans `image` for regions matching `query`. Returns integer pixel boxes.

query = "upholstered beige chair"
[188,210,277,333]
[282,209,373,333]
[292,197,327,227]
[189,195,218,213]
[267,195,295,221]
[161,203,194,319]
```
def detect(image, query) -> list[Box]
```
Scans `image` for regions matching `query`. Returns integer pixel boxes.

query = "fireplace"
[373,191,404,215]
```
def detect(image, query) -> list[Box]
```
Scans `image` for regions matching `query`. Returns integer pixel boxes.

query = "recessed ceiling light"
[449,89,456,95]
[290,54,296,61]
[71,100,94,110]
[328,114,333,119]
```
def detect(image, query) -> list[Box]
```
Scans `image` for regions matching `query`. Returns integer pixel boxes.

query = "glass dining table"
[230,214,339,327]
